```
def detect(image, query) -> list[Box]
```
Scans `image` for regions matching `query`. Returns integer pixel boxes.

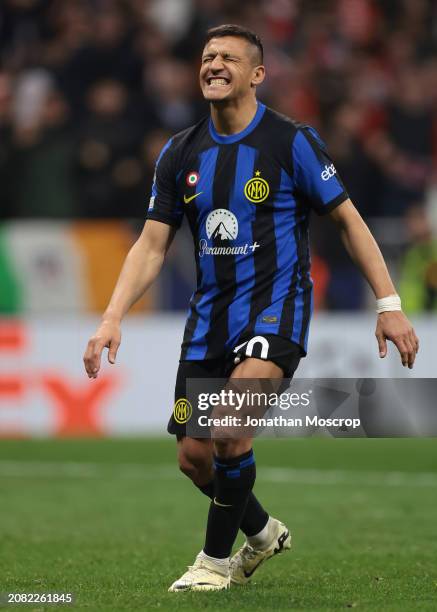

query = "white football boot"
[168,551,230,592]
[230,517,291,585]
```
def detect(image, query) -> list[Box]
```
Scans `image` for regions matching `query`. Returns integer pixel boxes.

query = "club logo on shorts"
[173,398,193,424]
[186,171,199,187]
[244,170,270,204]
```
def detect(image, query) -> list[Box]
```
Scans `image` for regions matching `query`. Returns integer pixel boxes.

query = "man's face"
[199,36,263,102]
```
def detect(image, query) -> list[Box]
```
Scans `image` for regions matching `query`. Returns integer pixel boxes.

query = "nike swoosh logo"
[243,559,264,578]
[184,192,203,204]
[274,530,290,554]
[213,497,233,508]
[243,530,290,578]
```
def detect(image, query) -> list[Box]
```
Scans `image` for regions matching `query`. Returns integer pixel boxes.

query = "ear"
[251,65,265,87]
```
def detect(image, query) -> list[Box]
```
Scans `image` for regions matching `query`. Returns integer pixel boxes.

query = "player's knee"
[178,453,198,481]
[214,438,252,459]
[177,438,213,482]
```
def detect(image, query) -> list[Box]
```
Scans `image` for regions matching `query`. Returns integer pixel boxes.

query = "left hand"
[375,311,419,368]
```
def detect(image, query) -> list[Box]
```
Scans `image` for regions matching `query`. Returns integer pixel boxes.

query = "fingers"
[376,333,387,358]
[394,336,416,369]
[376,314,419,369]
[394,338,409,367]
[405,334,416,369]
[108,339,120,364]
[83,337,106,379]
[411,329,419,353]
[378,331,418,368]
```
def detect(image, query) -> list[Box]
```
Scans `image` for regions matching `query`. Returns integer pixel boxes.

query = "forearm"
[339,213,396,299]
[329,200,417,367]
[102,240,164,323]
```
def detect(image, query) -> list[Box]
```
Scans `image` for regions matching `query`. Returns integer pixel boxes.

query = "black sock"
[203,450,259,559]
[197,481,268,538]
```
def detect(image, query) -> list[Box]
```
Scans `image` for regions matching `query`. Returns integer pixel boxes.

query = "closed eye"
[202,55,240,63]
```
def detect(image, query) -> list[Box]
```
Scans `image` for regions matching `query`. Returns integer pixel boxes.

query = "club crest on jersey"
[186,171,199,187]
[244,170,270,204]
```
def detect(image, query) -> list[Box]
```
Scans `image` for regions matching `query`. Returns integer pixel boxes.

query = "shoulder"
[263,107,324,149]
[167,117,210,159]
[155,117,209,174]
[262,106,301,138]
[252,105,305,168]
[256,106,313,159]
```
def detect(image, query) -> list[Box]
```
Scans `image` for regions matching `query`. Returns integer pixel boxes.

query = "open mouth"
[206,77,230,87]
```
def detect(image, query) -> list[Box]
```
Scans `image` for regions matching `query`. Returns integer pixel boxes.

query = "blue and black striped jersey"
[147,102,348,359]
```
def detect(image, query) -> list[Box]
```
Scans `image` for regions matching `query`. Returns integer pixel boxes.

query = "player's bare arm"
[329,198,419,368]
[83,220,175,379]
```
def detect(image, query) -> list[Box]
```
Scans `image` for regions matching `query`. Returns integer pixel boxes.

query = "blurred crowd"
[1,0,437,311]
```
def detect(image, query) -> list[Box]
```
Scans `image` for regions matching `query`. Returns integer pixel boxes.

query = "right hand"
[83,319,121,379]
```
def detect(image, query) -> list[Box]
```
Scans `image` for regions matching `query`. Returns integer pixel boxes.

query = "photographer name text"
[198,415,361,429]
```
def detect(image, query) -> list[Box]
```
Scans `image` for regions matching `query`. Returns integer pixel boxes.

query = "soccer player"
[83,25,419,591]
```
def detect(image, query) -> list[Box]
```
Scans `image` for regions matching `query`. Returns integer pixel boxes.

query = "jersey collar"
[208,101,266,144]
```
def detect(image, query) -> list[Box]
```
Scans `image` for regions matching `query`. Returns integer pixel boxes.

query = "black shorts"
[168,334,302,438]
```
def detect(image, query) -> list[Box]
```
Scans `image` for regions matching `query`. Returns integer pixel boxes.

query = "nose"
[210,55,224,71]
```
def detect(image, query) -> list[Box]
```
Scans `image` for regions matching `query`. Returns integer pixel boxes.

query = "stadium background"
[1,0,436,436]
[1,2,437,610]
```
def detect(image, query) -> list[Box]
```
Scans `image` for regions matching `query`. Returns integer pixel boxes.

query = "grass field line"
[0,460,436,487]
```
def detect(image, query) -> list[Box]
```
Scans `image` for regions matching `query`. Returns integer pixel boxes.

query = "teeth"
[209,78,228,86]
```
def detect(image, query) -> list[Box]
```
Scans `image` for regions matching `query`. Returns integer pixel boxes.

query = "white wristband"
[376,294,402,314]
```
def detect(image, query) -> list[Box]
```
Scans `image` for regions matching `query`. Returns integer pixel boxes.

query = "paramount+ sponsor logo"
[199,209,260,257]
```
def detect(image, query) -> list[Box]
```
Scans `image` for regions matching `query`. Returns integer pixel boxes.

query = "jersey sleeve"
[292,126,349,215]
[146,138,183,228]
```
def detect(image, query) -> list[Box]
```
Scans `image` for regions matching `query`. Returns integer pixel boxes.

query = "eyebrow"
[202,50,241,59]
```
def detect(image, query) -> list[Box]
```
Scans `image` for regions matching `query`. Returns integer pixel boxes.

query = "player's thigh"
[231,357,283,379]
[211,359,274,458]
[230,334,302,380]
[177,436,213,471]
[213,351,285,457]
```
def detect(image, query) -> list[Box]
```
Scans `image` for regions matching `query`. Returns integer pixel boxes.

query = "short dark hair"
[205,24,264,64]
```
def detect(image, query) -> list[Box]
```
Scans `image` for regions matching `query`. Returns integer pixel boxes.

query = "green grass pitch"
[1,438,437,611]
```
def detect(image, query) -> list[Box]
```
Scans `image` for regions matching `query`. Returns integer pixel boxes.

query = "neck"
[210,95,258,136]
